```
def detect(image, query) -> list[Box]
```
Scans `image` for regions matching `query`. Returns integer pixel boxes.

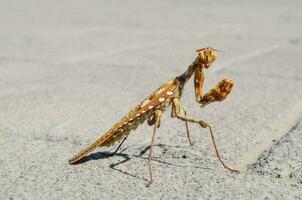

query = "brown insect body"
[69,78,179,163]
[69,47,239,186]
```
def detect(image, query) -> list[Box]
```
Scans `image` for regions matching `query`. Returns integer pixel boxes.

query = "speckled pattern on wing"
[69,77,179,163]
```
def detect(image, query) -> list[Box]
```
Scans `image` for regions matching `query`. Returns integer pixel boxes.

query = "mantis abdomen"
[69,78,178,164]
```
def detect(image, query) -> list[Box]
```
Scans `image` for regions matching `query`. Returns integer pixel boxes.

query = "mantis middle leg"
[171,97,239,173]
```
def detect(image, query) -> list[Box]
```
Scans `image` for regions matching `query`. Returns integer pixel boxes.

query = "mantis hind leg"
[112,136,128,154]
[146,109,162,187]
[147,112,161,128]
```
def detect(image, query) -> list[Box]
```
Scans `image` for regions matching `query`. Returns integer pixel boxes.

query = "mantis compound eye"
[199,51,205,60]
[196,47,218,69]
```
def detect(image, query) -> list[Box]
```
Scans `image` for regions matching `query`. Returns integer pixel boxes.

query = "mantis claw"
[216,79,234,101]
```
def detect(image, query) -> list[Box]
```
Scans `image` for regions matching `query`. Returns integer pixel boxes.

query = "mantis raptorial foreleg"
[171,98,239,173]
[194,69,234,107]
[146,110,162,187]
[69,47,238,186]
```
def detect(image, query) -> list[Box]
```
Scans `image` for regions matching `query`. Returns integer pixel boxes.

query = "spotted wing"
[69,77,179,164]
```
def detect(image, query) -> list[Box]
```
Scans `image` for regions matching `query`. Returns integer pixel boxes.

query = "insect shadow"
[72,144,211,181]
[71,145,155,181]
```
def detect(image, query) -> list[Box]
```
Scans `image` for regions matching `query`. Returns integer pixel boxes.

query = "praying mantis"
[69,47,239,186]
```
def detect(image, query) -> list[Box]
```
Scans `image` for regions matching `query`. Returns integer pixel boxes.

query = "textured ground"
[0,0,302,199]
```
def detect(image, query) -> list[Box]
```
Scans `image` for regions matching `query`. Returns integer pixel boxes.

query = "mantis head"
[196,47,218,69]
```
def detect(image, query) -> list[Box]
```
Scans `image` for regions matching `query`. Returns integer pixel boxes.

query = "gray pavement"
[0,0,302,199]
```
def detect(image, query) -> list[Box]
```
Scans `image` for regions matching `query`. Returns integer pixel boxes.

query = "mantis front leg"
[171,98,239,173]
[194,69,234,107]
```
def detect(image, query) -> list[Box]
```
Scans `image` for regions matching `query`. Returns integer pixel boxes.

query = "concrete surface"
[0,0,302,199]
